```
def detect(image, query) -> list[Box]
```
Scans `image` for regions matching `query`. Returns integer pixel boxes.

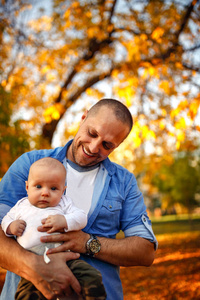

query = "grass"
[151,213,200,235]
[116,213,200,239]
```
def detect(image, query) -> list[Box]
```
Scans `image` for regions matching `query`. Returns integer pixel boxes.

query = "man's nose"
[88,140,100,154]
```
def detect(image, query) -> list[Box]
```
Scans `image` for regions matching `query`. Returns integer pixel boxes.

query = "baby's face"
[26,166,66,208]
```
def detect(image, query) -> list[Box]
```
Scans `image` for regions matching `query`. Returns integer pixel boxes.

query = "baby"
[2,157,106,300]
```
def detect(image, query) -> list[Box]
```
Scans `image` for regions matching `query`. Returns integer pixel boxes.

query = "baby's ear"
[63,186,67,194]
[25,181,28,192]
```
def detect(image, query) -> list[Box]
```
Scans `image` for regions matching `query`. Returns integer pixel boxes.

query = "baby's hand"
[7,220,26,236]
[41,215,67,233]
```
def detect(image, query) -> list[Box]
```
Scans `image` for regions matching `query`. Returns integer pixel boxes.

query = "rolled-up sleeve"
[120,173,158,250]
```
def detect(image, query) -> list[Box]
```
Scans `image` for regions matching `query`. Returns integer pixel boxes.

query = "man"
[0,99,157,300]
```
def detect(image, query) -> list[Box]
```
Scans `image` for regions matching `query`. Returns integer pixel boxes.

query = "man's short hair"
[88,98,133,132]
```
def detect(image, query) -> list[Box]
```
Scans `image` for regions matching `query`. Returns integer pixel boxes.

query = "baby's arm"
[1,202,26,237]
[6,220,26,236]
[41,215,67,233]
[41,196,87,234]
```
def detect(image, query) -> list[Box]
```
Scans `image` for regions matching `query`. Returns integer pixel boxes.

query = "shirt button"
[143,217,146,222]
[109,205,112,209]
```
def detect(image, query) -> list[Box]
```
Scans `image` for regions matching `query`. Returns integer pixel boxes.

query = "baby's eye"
[36,185,41,189]
[51,187,57,191]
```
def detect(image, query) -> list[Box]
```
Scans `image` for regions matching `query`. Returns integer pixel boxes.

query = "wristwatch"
[86,234,101,256]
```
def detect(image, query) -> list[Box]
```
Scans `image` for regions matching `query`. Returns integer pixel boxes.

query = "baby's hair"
[29,157,66,179]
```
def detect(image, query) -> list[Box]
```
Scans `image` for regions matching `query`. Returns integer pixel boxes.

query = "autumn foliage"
[0,0,200,211]
[0,0,199,150]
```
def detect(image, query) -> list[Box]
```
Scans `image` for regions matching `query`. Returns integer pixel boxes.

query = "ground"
[121,231,200,300]
[0,230,199,299]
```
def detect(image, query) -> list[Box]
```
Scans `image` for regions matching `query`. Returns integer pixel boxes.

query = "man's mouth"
[82,146,95,157]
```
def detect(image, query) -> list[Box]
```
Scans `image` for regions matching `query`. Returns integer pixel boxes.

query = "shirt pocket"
[91,199,122,236]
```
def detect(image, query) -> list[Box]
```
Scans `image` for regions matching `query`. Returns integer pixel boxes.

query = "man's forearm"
[0,226,36,278]
[97,235,155,267]
[0,226,82,298]
[42,230,155,267]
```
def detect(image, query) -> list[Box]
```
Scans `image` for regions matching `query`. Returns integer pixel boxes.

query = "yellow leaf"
[1,80,7,87]
[175,117,186,129]
[188,100,200,119]
[41,66,51,74]
[86,88,93,96]
[148,67,156,76]
[127,77,139,86]
[28,16,52,32]
[52,110,60,120]
[146,130,156,140]
[87,27,100,39]
[159,120,165,130]
[178,100,188,110]
[44,115,52,123]
[43,103,64,123]
[151,27,164,41]
[107,24,114,33]
[141,125,149,138]
[159,80,170,94]
[71,1,79,8]
[196,126,200,131]
[141,34,147,41]
[63,9,70,19]
[175,62,183,69]
[112,70,119,78]
[133,136,141,147]
[176,141,180,150]
[177,130,185,142]
[46,72,57,81]
[161,109,167,117]
[125,97,132,107]
[170,108,178,119]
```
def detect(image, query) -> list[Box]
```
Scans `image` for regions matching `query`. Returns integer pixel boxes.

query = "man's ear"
[80,110,88,124]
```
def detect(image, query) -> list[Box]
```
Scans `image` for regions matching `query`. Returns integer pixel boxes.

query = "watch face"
[90,239,101,254]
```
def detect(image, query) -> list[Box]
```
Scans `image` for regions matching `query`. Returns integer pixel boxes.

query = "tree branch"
[42,68,114,143]
[160,0,197,60]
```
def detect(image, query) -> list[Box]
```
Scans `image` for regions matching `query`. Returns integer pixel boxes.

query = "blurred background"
[0,0,200,298]
[0,0,200,217]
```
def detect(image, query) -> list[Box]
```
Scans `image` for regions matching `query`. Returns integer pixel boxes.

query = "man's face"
[67,107,130,167]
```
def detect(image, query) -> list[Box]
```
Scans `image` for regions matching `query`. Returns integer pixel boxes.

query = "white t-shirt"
[63,158,100,215]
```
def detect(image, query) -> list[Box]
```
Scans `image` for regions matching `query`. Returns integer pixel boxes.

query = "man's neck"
[66,158,100,172]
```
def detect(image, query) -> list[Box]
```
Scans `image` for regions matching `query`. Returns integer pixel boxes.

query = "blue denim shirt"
[0,140,157,300]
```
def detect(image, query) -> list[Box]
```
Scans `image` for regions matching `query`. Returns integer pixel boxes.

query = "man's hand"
[6,220,26,236]
[39,227,155,268]
[39,229,89,255]
[41,215,67,233]
[0,227,81,300]
[28,251,81,299]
